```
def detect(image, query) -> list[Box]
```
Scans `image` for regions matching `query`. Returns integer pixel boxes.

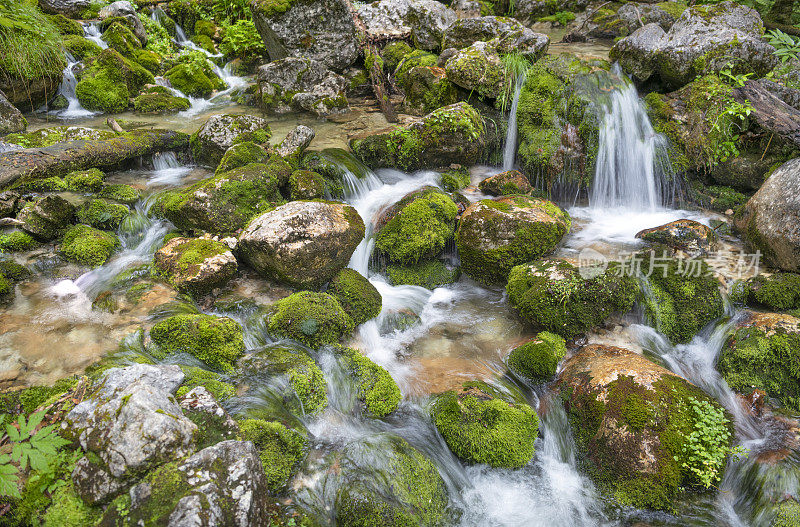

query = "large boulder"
[444,40,508,99]
[249,0,359,71]
[478,169,532,196]
[441,16,549,60]
[610,2,778,90]
[514,0,590,20]
[350,102,487,171]
[150,314,245,372]
[506,259,638,339]
[154,237,238,296]
[335,345,400,417]
[257,57,348,116]
[560,344,734,510]
[735,158,800,272]
[75,48,154,113]
[18,195,74,241]
[0,90,26,136]
[718,311,800,411]
[38,0,90,17]
[190,114,272,168]
[238,200,365,288]
[402,65,458,116]
[456,195,570,283]
[357,0,456,50]
[98,1,147,45]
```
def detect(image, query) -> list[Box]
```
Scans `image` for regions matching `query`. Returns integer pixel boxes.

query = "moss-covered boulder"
[335,345,401,417]
[150,313,245,372]
[403,65,459,116]
[394,49,438,90]
[383,41,413,71]
[76,48,155,113]
[507,331,566,382]
[215,142,271,175]
[350,102,486,171]
[560,344,734,510]
[635,219,718,256]
[133,85,190,114]
[288,169,326,199]
[375,187,458,265]
[98,184,141,205]
[176,366,236,401]
[164,58,225,98]
[238,201,365,288]
[61,224,119,266]
[18,195,75,242]
[189,114,272,168]
[63,35,103,61]
[327,268,381,325]
[506,259,638,339]
[385,259,460,289]
[478,169,532,196]
[334,435,449,527]
[456,195,570,283]
[238,342,328,415]
[444,40,507,99]
[154,159,288,233]
[256,56,349,117]
[431,382,539,468]
[266,291,354,349]
[76,199,130,230]
[741,272,800,311]
[439,166,471,191]
[642,256,724,343]
[0,231,39,253]
[239,418,308,492]
[65,168,105,192]
[101,21,141,58]
[718,311,800,411]
[154,237,237,295]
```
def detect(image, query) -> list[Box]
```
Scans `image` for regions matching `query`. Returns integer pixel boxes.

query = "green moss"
[216,141,270,174]
[507,331,566,382]
[48,13,83,35]
[14,377,79,415]
[61,225,119,266]
[743,273,800,311]
[0,231,39,253]
[288,169,326,199]
[0,0,65,87]
[76,199,130,232]
[133,86,190,114]
[150,313,245,372]
[40,485,100,527]
[507,259,637,339]
[382,41,413,71]
[99,184,141,205]
[76,48,155,113]
[439,167,471,191]
[775,499,800,527]
[63,35,102,61]
[335,345,401,418]
[250,0,295,18]
[394,49,438,90]
[239,418,308,492]
[0,260,31,282]
[656,1,688,19]
[164,56,224,97]
[102,21,141,58]
[431,382,539,468]
[385,259,460,290]
[375,189,458,265]
[65,168,105,192]
[267,291,355,349]
[16,176,67,192]
[327,268,382,326]
[176,365,237,401]
[133,49,162,74]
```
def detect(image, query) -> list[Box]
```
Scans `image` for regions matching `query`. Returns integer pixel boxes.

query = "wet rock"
[0,191,19,218]
[385,259,460,289]
[238,418,308,492]
[76,48,154,113]
[736,158,800,272]
[456,196,571,283]
[611,2,778,90]
[0,90,26,136]
[62,364,196,479]
[560,344,733,510]
[98,1,146,44]
[151,314,245,372]
[250,0,359,71]
[514,0,590,20]
[216,142,271,174]
[335,345,400,417]
[71,455,126,505]
[718,311,800,411]
[257,57,348,117]
[18,195,75,241]
[276,124,315,159]
[357,0,456,50]
[403,65,458,116]
[478,169,532,196]
[351,102,487,171]
[635,219,718,255]
[189,114,272,168]
[133,85,190,114]
[327,268,382,326]
[442,16,549,60]
[154,237,238,296]
[507,331,566,382]
[238,200,364,288]
[741,272,800,311]
[37,0,89,16]
[76,198,130,231]
[179,386,240,448]
[506,258,637,338]
[445,40,508,99]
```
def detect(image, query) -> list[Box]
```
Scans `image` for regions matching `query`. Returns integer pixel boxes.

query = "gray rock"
[358,0,414,39]
[154,237,238,295]
[611,1,778,89]
[761,79,800,111]
[450,0,480,19]
[179,386,238,436]
[37,0,90,17]
[190,114,272,167]
[408,0,458,50]
[736,158,800,272]
[257,57,348,117]
[514,0,591,20]
[0,90,26,137]
[0,191,19,218]
[19,195,75,242]
[62,364,197,479]
[98,1,147,45]
[277,125,315,159]
[238,201,365,287]
[445,41,508,99]
[617,3,677,32]
[250,0,359,71]
[441,16,549,60]
[72,456,125,505]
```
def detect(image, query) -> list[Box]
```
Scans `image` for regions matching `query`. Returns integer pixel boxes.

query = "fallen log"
[0,129,189,189]
[733,80,800,150]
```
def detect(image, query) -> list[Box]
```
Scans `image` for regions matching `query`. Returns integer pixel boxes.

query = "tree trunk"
[732,80,800,150]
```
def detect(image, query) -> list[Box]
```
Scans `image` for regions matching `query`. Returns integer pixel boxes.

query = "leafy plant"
[498,53,532,114]
[0,411,70,498]
[219,19,265,58]
[0,0,64,85]
[140,12,176,57]
[767,29,800,64]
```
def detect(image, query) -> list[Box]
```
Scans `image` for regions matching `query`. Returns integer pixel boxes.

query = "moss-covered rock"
[334,435,449,527]
[18,195,75,242]
[15,176,67,193]
[327,268,381,325]
[350,102,486,171]
[239,418,308,492]
[507,331,566,382]
[444,40,507,99]
[190,114,273,168]
[635,219,718,256]
[506,259,638,339]
[98,184,141,205]
[154,237,237,295]
[0,274,12,305]
[456,195,570,283]
[335,345,401,417]
[266,291,354,349]
[75,48,155,113]
[150,313,245,372]
[642,256,724,343]
[63,35,103,61]
[133,85,190,114]
[431,382,539,468]
[164,57,225,97]
[176,366,236,401]
[718,311,800,411]
[60,225,118,266]
[394,49,438,90]
[403,65,459,116]
[102,21,142,58]
[375,187,458,265]
[65,168,105,192]
[382,41,413,71]
[560,344,734,510]
[288,169,326,199]
[49,13,84,35]
[385,259,460,289]
[75,199,130,230]
[0,231,39,253]
[439,166,471,191]
[742,272,800,311]
[478,169,532,196]
[215,141,271,174]
[0,260,31,283]
[3,126,115,149]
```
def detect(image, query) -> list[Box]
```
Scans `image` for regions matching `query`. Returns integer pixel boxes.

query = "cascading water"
[83,22,108,49]
[149,151,192,186]
[53,53,95,118]
[502,72,526,172]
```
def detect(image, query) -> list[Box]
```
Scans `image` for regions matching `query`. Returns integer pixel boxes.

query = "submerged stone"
[635,218,718,256]
[61,225,119,266]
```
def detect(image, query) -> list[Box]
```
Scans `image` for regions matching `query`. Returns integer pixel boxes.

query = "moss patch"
[150,313,245,372]
[327,268,382,326]
[239,418,308,492]
[61,225,119,266]
[335,345,401,418]
[507,331,566,382]
[266,291,354,349]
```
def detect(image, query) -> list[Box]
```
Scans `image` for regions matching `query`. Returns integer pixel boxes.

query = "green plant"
[537,10,576,26]
[498,53,532,114]
[219,19,265,57]
[706,66,753,164]
[767,29,800,64]
[139,12,176,57]
[0,411,70,498]
[0,0,64,90]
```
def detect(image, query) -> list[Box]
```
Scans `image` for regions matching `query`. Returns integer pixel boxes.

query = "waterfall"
[54,53,95,118]
[83,22,108,49]
[589,69,673,211]
[502,72,526,172]
[149,151,191,186]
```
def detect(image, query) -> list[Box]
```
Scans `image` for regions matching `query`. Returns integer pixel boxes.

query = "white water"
[502,72,526,172]
[53,54,95,119]
[83,22,108,50]
[148,151,192,186]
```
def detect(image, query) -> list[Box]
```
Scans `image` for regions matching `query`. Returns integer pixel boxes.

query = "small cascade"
[502,72,526,172]
[83,22,108,49]
[149,151,191,186]
[53,53,95,118]
[155,77,212,117]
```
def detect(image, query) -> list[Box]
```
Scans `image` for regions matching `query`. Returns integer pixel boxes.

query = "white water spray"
[83,22,108,50]
[502,72,527,172]
[53,53,95,119]
[149,151,191,186]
